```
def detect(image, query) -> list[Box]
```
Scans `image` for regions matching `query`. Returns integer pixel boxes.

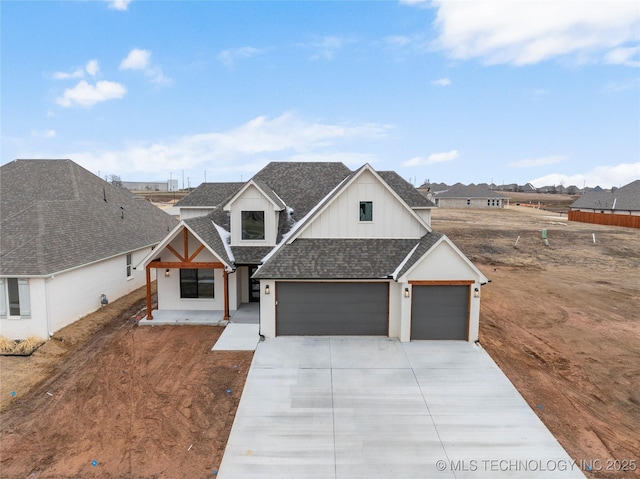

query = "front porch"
[138,302,260,326]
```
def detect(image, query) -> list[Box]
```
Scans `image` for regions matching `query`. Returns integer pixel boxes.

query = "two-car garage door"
[276,282,388,336]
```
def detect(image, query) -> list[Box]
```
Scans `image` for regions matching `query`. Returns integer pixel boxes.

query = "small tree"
[107,174,122,188]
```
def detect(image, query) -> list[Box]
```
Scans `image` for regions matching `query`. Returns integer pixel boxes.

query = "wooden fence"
[568,210,640,229]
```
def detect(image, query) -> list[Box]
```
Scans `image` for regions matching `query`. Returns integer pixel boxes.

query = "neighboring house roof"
[0,159,178,276]
[435,183,506,198]
[378,171,436,207]
[253,238,421,279]
[175,182,244,207]
[570,180,640,211]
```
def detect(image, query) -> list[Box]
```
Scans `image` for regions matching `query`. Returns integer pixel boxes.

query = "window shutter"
[0,278,6,318]
[18,278,31,318]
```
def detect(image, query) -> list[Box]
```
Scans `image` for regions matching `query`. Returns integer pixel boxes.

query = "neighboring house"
[138,162,489,342]
[431,183,507,208]
[568,180,640,229]
[0,159,178,340]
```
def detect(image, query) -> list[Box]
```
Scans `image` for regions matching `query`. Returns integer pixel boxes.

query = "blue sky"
[2,0,639,189]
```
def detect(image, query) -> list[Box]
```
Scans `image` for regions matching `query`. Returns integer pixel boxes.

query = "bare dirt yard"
[1,205,638,478]
[0,287,253,478]
[432,206,640,478]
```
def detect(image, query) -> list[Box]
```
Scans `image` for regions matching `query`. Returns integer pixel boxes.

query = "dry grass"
[12,336,45,355]
[0,336,17,354]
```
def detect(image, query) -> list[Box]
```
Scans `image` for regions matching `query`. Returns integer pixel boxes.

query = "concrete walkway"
[218,338,585,479]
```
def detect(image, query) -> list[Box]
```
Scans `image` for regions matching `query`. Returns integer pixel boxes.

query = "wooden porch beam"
[183,228,189,261]
[150,261,225,270]
[187,244,206,262]
[166,244,185,262]
[145,263,153,320]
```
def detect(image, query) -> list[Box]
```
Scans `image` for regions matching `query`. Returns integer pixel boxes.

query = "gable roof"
[0,159,178,276]
[435,183,506,199]
[570,180,640,211]
[253,238,420,279]
[223,178,287,211]
[175,182,244,208]
[378,171,436,207]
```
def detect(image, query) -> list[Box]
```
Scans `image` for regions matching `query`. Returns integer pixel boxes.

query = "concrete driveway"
[218,337,586,479]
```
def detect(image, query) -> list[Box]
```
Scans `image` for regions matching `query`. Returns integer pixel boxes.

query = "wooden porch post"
[145,264,153,320]
[223,270,230,321]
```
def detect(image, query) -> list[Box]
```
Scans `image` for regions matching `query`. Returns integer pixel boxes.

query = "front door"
[249,266,260,302]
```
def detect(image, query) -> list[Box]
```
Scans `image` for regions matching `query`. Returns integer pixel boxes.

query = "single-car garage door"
[276,282,388,336]
[411,285,469,340]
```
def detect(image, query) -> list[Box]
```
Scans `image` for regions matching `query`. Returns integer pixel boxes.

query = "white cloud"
[402,149,459,167]
[119,48,171,85]
[432,77,451,86]
[605,46,640,67]
[68,112,391,177]
[429,0,640,65]
[85,59,99,76]
[399,0,429,6]
[530,162,640,189]
[306,35,347,61]
[53,60,100,80]
[31,129,56,139]
[56,80,127,107]
[218,47,261,68]
[120,49,151,70]
[107,0,132,11]
[509,155,566,168]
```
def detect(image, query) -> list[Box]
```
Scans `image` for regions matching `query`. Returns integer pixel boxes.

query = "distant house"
[121,180,178,192]
[568,180,640,229]
[138,162,488,342]
[431,183,507,208]
[0,159,178,340]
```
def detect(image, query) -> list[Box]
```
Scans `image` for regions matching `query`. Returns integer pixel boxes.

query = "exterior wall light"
[404,287,410,298]
[474,287,480,298]
[165,269,171,277]
[265,285,270,295]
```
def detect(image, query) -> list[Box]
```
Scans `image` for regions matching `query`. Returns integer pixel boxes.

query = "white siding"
[414,208,432,227]
[229,185,278,246]
[299,170,427,239]
[0,248,152,340]
[179,207,215,220]
[157,267,227,311]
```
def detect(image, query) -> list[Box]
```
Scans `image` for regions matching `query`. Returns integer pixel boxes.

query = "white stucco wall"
[388,281,402,339]
[157,267,227,311]
[229,185,278,246]
[259,280,276,338]
[1,248,152,340]
[299,169,428,239]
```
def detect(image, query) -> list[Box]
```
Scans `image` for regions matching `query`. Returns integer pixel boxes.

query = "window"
[359,201,373,221]
[466,198,471,205]
[0,278,31,318]
[241,211,265,240]
[126,253,133,278]
[180,269,215,298]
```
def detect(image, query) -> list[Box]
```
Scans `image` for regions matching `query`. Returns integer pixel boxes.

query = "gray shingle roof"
[231,246,274,265]
[570,180,640,211]
[378,171,435,207]
[1,159,178,276]
[251,178,286,210]
[175,182,244,207]
[395,231,444,279]
[436,183,506,198]
[254,238,422,279]
[183,216,233,266]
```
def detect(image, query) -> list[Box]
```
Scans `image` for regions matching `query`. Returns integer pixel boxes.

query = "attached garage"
[276,282,389,335]
[411,284,470,340]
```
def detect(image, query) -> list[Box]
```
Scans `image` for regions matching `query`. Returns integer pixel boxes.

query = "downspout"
[45,275,55,338]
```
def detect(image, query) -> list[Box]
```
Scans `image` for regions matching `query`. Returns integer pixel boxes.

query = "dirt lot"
[1,206,638,478]
[0,288,253,478]
[431,206,640,478]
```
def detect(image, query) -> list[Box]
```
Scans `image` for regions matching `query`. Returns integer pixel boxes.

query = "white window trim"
[359,200,374,223]
[0,277,31,319]
[126,253,133,279]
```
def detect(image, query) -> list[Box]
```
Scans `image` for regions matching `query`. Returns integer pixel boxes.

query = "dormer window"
[359,201,373,222]
[242,211,265,240]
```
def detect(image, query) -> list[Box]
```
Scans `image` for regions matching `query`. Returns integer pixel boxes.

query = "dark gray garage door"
[411,285,469,340]
[276,282,388,336]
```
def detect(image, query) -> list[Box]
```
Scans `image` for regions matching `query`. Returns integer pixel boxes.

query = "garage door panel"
[411,285,469,340]
[277,282,388,336]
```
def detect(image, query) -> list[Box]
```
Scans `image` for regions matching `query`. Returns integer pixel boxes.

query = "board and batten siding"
[229,184,279,246]
[179,208,215,220]
[299,169,427,239]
